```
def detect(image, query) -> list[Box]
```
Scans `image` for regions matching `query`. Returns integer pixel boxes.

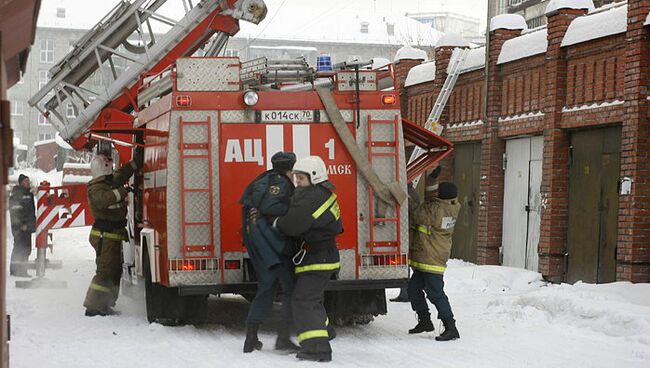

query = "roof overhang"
[0,0,41,87]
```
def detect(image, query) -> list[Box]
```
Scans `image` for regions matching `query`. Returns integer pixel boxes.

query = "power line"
[238,0,288,51]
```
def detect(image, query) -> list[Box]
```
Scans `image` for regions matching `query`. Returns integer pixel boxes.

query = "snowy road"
[6,226,650,368]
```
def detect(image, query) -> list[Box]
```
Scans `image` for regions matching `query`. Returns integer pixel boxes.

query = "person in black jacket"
[274,156,342,362]
[9,174,36,277]
[240,151,298,353]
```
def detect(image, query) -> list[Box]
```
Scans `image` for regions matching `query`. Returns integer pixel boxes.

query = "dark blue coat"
[240,169,294,270]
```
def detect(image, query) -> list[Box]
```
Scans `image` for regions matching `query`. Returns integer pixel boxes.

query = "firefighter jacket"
[240,169,295,270]
[9,185,36,236]
[87,161,137,233]
[276,182,342,274]
[408,196,461,274]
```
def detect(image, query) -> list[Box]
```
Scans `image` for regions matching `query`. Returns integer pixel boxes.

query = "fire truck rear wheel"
[142,242,208,326]
[324,289,387,326]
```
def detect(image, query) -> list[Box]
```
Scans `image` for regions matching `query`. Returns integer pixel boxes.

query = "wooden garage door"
[451,142,481,263]
[566,126,621,283]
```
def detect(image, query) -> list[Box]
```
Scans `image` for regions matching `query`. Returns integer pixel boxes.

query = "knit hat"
[271,151,296,172]
[18,174,29,185]
[438,182,457,200]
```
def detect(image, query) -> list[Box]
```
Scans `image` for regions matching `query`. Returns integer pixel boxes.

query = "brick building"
[399,0,650,283]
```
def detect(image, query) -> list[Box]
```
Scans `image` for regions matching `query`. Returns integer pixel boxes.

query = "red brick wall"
[35,141,58,172]
[396,3,650,283]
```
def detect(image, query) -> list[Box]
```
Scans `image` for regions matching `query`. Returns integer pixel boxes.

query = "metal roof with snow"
[561,3,628,47]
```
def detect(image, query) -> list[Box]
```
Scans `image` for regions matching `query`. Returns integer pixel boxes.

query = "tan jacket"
[87,161,136,226]
[408,196,461,274]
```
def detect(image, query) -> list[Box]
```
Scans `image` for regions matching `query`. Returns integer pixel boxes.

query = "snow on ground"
[5,225,650,368]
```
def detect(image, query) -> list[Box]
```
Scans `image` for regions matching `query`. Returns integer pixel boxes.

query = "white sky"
[38,0,489,32]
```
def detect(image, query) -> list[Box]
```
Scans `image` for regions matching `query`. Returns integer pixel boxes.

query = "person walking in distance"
[83,150,141,317]
[407,181,461,341]
[274,156,342,362]
[9,174,36,277]
[240,151,299,353]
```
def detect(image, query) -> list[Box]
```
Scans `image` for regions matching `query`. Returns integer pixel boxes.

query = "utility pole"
[483,0,502,119]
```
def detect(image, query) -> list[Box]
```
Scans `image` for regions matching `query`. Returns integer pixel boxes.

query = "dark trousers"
[407,270,454,321]
[10,231,32,275]
[292,270,334,353]
[246,257,294,324]
[83,235,123,311]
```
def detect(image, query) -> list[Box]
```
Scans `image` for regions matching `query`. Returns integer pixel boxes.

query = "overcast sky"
[39,0,489,32]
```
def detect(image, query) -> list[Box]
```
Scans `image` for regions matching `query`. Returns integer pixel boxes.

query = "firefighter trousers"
[83,231,124,312]
[292,270,335,354]
[407,270,454,321]
[246,257,294,325]
[10,231,32,275]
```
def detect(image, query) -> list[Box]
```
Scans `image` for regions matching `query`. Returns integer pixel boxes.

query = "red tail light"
[372,254,407,266]
[382,94,396,105]
[176,95,192,107]
[224,260,241,270]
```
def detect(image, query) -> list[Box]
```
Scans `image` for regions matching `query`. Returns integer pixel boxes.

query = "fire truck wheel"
[142,242,208,326]
[324,289,387,326]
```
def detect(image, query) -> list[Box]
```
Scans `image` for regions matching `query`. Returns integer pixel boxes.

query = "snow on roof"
[394,45,428,62]
[62,174,92,184]
[498,28,548,65]
[405,61,436,87]
[371,57,391,69]
[561,3,627,47]
[249,45,318,51]
[460,46,486,73]
[545,0,595,15]
[436,33,470,48]
[55,132,73,150]
[63,162,91,169]
[489,14,527,32]
[34,139,57,147]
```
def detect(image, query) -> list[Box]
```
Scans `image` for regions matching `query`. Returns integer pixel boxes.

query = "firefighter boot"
[408,311,434,334]
[435,318,460,341]
[243,323,263,353]
[275,324,299,351]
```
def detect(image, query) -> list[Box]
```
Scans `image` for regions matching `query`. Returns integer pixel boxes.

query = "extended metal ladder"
[366,114,401,255]
[28,0,266,142]
[179,117,215,259]
[408,47,469,187]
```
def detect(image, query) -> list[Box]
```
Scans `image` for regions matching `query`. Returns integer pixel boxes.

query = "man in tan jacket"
[407,181,461,341]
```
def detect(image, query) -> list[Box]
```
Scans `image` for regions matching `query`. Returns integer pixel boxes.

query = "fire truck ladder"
[408,47,469,187]
[28,0,266,142]
[179,117,215,259]
[366,114,401,255]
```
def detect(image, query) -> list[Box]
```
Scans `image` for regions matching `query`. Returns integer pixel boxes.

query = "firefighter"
[9,174,36,277]
[240,151,299,353]
[407,180,461,341]
[274,155,342,362]
[83,151,141,317]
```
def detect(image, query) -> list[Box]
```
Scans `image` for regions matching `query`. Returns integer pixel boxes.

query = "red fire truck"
[28,0,452,325]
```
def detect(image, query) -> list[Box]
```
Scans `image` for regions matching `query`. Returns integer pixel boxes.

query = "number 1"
[325,138,335,160]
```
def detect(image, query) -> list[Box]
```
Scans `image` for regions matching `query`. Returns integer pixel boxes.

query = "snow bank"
[487,282,650,344]
[490,14,527,32]
[63,163,91,169]
[404,61,435,87]
[8,169,63,186]
[546,0,595,15]
[561,3,627,47]
[498,28,548,65]
[460,46,486,73]
[33,139,56,147]
[445,260,547,294]
[62,174,92,184]
[394,45,427,62]
[436,33,470,48]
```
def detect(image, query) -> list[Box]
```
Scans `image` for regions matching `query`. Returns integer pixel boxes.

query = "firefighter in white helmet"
[83,149,141,316]
[273,155,342,362]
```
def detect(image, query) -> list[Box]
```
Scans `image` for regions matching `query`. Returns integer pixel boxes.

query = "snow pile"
[487,282,650,343]
[394,45,427,62]
[546,0,595,15]
[33,139,56,147]
[436,33,470,48]
[561,3,627,47]
[63,163,91,169]
[8,168,63,186]
[490,14,527,32]
[404,61,436,87]
[371,57,391,70]
[62,174,92,184]
[445,261,547,294]
[459,46,485,73]
[498,28,548,64]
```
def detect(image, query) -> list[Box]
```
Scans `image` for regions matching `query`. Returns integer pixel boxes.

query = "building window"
[224,49,239,57]
[11,101,24,116]
[17,71,25,84]
[386,23,395,36]
[527,16,545,29]
[360,21,369,34]
[40,39,55,63]
[66,103,77,118]
[56,7,66,18]
[39,70,51,90]
[38,114,51,126]
[38,133,53,141]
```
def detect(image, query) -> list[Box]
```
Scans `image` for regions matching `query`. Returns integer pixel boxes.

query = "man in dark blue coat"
[9,174,36,277]
[240,151,298,353]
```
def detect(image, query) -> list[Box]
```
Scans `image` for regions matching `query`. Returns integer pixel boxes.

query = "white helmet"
[293,156,328,184]
[91,154,113,179]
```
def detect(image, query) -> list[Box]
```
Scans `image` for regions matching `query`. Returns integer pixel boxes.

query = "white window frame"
[224,49,239,57]
[40,39,55,63]
[66,103,76,118]
[38,133,53,141]
[39,70,51,90]
[56,8,66,18]
[38,114,51,126]
[11,101,24,116]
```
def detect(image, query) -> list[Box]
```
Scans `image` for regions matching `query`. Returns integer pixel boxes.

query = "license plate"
[260,110,314,122]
